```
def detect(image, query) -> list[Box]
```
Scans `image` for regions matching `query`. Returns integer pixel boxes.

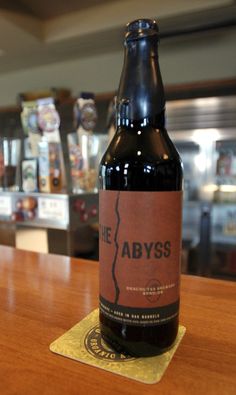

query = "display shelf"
[0,191,98,231]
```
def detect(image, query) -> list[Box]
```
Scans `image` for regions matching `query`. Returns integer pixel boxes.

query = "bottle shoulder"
[101,127,182,167]
[99,127,183,191]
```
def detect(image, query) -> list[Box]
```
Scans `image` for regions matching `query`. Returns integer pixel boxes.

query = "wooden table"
[0,246,235,395]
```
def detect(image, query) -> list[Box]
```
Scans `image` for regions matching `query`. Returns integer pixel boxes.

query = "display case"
[0,190,98,256]
[167,95,236,279]
[0,93,108,257]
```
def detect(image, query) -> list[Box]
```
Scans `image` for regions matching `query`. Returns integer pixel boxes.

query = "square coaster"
[50,309,186,384]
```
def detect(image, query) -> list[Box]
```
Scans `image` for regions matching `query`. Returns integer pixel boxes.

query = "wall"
[0,26,235,107]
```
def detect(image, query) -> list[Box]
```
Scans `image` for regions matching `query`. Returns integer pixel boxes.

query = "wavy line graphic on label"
[112,191,120,304]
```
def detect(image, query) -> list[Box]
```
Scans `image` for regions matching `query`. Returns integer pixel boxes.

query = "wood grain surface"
[0,246,235,395]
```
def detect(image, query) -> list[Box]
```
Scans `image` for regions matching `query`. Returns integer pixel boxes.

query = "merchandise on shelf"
[38,141,62,193]
[20,97,64,193]
[22,158,38,192]
[69,92,98,193]
[21,100,42,157]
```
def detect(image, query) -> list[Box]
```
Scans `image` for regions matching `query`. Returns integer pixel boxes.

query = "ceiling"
[0,0,235,75]
[0,0,113,20]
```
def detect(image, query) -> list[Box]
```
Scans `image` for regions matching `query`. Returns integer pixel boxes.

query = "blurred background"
[0,0,236,280]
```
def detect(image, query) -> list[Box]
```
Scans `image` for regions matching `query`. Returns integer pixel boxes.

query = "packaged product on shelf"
[37,97,60,143]
[21,96,64,193]
[72,92,98,193]
[22,158,38,192]
[67,133,83,193]
[21,101,41,157]
[38,141,62,193]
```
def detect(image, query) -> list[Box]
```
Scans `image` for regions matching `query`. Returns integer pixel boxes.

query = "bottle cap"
[126,19,159,33]
[125,19,159,41]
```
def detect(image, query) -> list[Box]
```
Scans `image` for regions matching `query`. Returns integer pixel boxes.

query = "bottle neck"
[117,36,166,129]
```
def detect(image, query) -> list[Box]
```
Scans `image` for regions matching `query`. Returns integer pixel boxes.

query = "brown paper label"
[99,190,182,326]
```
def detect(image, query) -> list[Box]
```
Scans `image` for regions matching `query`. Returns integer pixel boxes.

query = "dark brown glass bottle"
[99,19,183,357]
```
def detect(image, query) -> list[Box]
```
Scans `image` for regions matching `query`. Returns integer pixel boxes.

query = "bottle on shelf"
[99,19,183,357]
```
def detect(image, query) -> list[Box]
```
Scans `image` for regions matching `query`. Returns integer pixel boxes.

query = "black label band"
[100,296,179,326]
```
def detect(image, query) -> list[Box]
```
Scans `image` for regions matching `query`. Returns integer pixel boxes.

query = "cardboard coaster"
[50,309,186,384]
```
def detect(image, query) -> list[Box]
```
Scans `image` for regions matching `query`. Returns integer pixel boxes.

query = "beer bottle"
[99,19,183,357]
